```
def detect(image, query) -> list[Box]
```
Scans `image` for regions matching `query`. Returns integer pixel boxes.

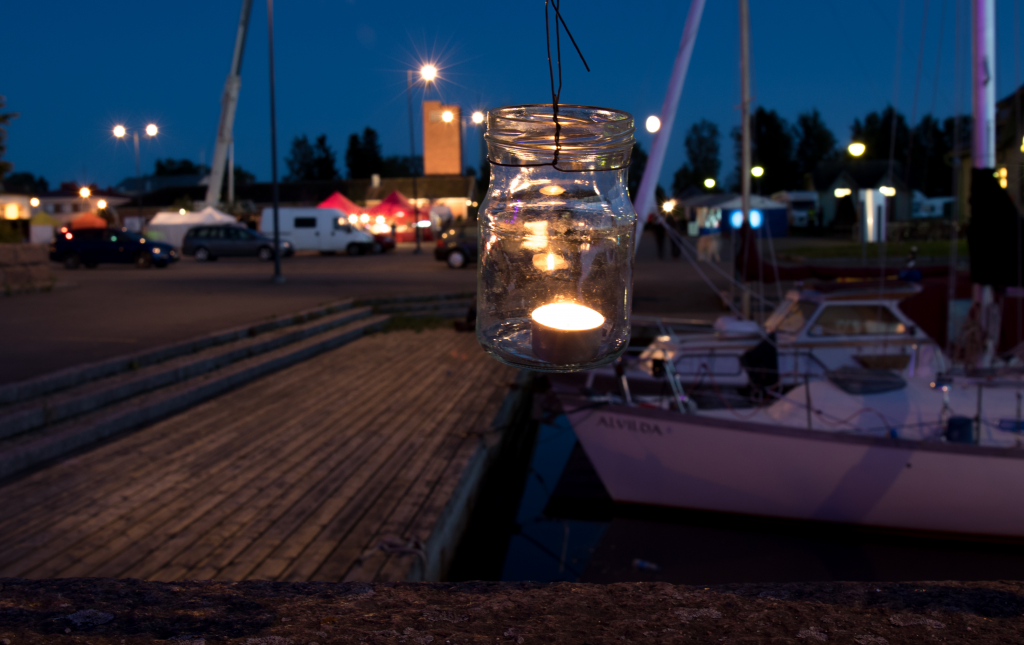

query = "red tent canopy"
[368,190,431,242]
[317,191,362,215]
[368,190,419,219]
[69,213,108,229]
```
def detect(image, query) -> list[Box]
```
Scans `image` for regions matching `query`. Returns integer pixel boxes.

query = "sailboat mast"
[739,0,752,318]
[631,0,707,254]
[972,0,996,169]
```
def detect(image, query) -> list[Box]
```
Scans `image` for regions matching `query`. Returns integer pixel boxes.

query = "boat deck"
[0,328,519,582]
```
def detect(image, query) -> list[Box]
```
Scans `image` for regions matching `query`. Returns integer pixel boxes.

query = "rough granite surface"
[0,578,1022,644]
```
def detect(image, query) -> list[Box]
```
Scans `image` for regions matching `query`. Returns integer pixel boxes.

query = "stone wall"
[0,578,1021,644]
[0,244,55,294]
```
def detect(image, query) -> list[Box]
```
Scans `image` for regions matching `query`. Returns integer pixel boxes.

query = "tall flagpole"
[632,0,706,254]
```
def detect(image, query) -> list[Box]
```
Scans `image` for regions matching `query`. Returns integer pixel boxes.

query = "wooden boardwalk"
[0,328,519,582]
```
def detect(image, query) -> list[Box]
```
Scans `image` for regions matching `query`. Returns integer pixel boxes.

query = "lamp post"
[113,123,158,222]
[407,64,437,254]
[267,0,283,283]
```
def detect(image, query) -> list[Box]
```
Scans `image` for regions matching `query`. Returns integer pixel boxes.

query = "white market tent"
[146,207,238,248]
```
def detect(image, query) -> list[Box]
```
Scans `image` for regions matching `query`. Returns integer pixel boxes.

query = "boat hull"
[564,397,1024,538]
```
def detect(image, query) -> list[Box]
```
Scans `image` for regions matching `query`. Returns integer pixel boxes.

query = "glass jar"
[476,104,636,372]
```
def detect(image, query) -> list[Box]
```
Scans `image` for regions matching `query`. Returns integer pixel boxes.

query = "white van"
[259,207,376,254]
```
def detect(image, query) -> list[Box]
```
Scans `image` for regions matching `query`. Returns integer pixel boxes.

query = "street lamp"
[471,111,484,124]
[751,166,764,177]
[442,110,453,123]
[407,63,438,254]
[645,115,661,133]
[97,199,108,210]
[29,197,40,208]
[662,199,676,212]
[114,123,158,221]
[704,178,716,189]
[79,187,91,199]
[848,142,866,157]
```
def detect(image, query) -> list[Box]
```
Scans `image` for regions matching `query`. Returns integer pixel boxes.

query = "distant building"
[34,187,130,225]
[813,160,911,230]
[422,100,462,176]
[770,191,819,227]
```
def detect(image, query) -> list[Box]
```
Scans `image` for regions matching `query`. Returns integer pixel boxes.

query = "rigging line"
[904,0,931,189]
[920,0,948,196]
[881,0,907,356]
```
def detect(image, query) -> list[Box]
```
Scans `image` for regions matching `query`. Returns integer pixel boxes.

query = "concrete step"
[355,292,475,306]
[0,313,391,481]
[0,306,373,442]
[0,298,356,407]
[375,299,474,316]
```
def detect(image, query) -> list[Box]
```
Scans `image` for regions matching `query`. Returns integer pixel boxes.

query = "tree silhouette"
[673,119,721,194]
[793,109,837,181]
[345,128,384,179]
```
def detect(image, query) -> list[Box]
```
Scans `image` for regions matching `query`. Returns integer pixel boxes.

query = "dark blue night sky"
[3,0,1022,192]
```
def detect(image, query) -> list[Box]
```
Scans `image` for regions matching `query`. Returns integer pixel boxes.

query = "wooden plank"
[0,327,523,585]
[129,334,461,581]
[270,353,494,582]
[0,334,390,542]
[374,368,516,582]
[224,331,482,581]
[32,332,438,580]
[338,354,513,582]
[1,333,410,578]
[309,352,503,581]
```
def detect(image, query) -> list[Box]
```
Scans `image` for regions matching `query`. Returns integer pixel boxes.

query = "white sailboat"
[562,0,1024,539]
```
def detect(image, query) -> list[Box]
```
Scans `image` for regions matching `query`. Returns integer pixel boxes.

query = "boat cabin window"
[808,305,907,336]
[765,299,817,334]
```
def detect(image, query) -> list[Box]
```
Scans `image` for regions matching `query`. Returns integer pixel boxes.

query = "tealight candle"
[531,302,605,365]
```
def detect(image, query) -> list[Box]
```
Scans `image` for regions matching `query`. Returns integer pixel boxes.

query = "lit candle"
[531,302,605,365]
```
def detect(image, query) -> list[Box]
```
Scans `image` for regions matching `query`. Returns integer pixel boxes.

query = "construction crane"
[204,0,254,208]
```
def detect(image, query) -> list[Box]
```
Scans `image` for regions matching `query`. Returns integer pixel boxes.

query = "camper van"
[259,207,376,254]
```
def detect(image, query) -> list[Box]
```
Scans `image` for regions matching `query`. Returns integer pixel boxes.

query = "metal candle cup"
[530,303,605,365]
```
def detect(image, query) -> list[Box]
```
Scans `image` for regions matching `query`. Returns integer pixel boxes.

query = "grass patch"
[381,314,455,333]
[783,239,969,259]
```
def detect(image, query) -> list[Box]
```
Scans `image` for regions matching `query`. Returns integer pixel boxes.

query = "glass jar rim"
[485,105,634,170]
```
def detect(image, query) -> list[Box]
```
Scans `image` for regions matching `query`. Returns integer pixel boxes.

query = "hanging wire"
[488,1,609,172]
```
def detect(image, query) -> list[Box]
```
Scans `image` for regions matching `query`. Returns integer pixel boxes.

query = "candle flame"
[532,302,604,331]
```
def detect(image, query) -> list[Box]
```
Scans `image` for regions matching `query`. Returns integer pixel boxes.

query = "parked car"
[259,207,376,254]
[50,227,178,269]
[434,224,478,269]
[181,225,292,261]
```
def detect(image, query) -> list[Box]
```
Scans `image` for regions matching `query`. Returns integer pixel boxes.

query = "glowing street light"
[179,208,187,215]
[848,142,866,157]
[834,188,852,198]
[645,115,661,133]
[111,123,158,219]
[471,111,485,124]
[751,166,764,177]
[442,110,454,123]
[662,199,677,213]
[79,187,91,199]
[29,197,40,207]
[97,199,108,210]
[704,178,716,189]
[420,65,438,81]
[879,186,896,197]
